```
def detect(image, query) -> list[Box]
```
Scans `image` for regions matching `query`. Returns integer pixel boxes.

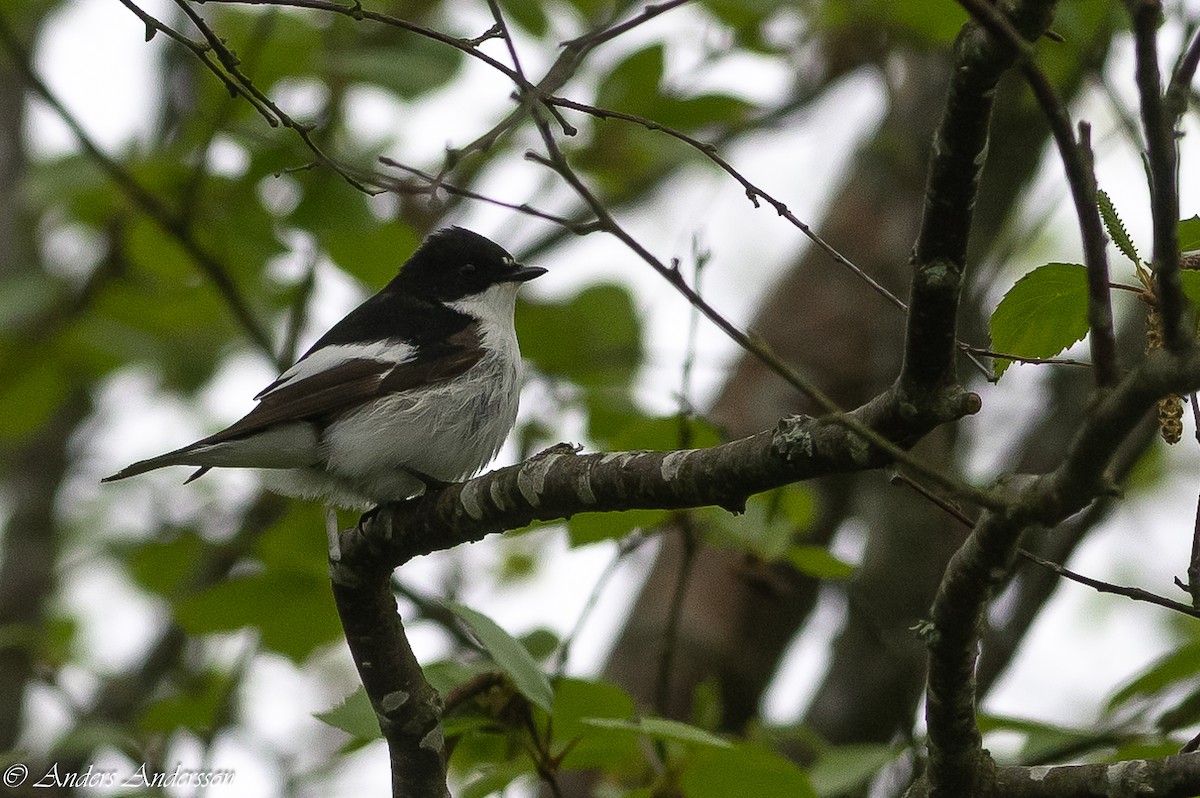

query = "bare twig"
[656,514,698,714]
[544,96,907,314]
[564,0,696,51]
[374,157,595,231]
[1021,548,1200,620]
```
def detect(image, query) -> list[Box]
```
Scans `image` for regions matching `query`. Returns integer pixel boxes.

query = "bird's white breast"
[276,282,526,507]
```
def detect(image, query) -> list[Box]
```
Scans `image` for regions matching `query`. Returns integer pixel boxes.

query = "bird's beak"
[506,264,548,282]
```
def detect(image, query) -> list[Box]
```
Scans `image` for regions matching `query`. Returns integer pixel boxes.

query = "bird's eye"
[460,262,477,275]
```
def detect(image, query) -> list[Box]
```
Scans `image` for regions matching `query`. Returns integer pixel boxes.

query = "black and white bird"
[103,227,545,513]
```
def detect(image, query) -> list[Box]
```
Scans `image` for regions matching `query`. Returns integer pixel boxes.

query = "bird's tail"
[100,447,211,484]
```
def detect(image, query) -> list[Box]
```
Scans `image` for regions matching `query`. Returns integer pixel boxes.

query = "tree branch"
[1128,0,1188,351]
[335,386,982,577]
[908,0,1056,395]
[924,344,1200,797]
[952,0,1120,387]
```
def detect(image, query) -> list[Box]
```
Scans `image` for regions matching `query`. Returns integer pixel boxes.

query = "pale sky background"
[16,0,1200,795]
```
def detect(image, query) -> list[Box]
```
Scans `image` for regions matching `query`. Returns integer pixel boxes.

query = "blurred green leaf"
[520,628,560,662]
[0,274,59,331]
[979,713,1109,763]
[820,0,966,45]
[567,509,669,547]
[989,263,1089,378]
[583,717,732,748]
[324,39,462,99]
[0,356,69,439]
[808,744,896,797]
[459,759,534,798]
[1179,271,1200,314]
[315,686,382,750]
[589,405,722,451]
[140,668,233,735]
[704,486,818,562]
[447,602,554,711]
[787,545,854,580]
[682,743,815,798]
[290,179,419,288]
[1179,215,1200,252]
[500,0,549,36]
[551,679,639,770]
[206,6,323,91]
[518,283,642,390]
[174,567,341,662]
[124,531,211,599]
[596,45,665,116]
[1107,641,1200,712]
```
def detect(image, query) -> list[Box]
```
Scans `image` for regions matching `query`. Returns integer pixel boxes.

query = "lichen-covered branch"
[333,384,981,575]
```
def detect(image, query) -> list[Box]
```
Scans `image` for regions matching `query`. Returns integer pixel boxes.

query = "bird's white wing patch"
[257,340,418,399]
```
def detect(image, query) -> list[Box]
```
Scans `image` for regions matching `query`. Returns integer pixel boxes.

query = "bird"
[102,226,546,515]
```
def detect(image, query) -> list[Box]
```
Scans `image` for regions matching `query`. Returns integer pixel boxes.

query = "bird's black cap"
[390,227,545,302]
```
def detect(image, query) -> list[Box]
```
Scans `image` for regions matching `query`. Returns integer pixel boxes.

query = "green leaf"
[1097,189,1140,264]
[0,274,59,332]
[446,602,554,711]
[174,568,341,662]
[704,486,819,562]
[459,759,534,798]
[139,669,233,735]
[808,744,896,797]
[583,717,732,748]
[0,356,69,440]
[314,687,382,750]
[124,532,210,598]
[596,45,665,116]
[786,545,855,580]
[323,39,462,99]
[1179,215,1200,253]
[567,509,670,547]
[989,263,1090,378]
[589,406,722,452]
[517,283,642,391]
[1106,641,1200,712]
[682,743,816,798]
[501,0,549,36]
[551,679,639,770]
[978,713,1109,762]
[1179,272,1200,314]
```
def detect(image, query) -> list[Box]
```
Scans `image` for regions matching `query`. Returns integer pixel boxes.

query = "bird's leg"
[326,506,342,562]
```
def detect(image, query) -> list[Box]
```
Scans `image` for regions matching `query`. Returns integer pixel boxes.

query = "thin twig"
[563,0,696,51]
[374,158,594,230]
[553,532,648,677]
[173,0,376,193]
[544,95,908,314]
[891,469,1200,622]
[1022,548,1200,621]
[963,347,1092,368]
